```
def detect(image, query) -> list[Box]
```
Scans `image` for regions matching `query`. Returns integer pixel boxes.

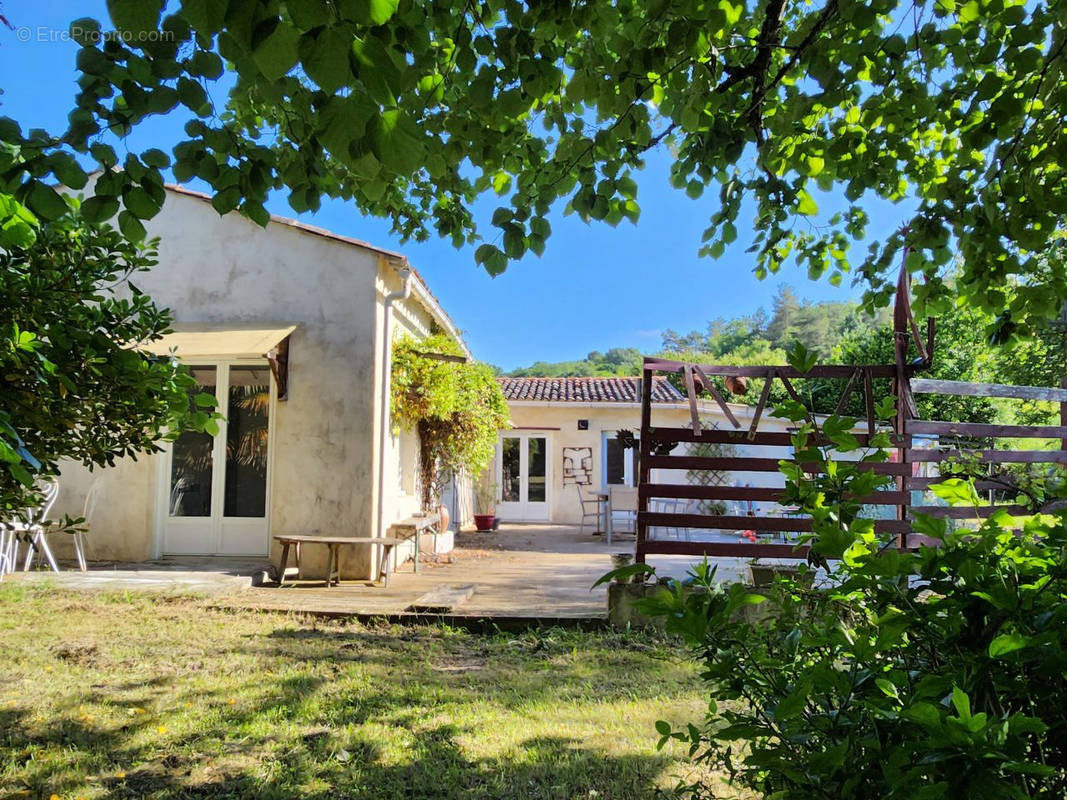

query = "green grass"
[0,584,715,799]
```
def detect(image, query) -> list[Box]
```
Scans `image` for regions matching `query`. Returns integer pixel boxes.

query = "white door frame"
[153,357,276,558]
[495,431,552,522]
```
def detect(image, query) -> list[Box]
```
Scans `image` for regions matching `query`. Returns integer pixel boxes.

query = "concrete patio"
[4,525,753,622]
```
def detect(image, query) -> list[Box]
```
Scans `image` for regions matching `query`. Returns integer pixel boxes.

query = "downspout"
[376,259,412,574]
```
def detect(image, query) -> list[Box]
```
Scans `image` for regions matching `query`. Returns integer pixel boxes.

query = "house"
[50,184,465,580]
[494,376,795,526]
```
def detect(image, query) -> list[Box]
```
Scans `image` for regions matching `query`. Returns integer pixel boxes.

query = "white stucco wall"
[497,401,794,526]
[51,187,453,579]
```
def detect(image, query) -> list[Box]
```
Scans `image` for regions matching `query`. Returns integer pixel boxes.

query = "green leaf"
[122,186,162,220]
[373,109,424,176]
[875,678,900,700]
[180,0,227,35]
[989,633,1030,658]
[211,187,242,215]
[117,210,147,241]
[300,28,354,93]
[50,153,88,190]
[287,0,332,30]
[107,0,163,36]
[253,20,301,82]
[81,194,119,223]
[26,183,70,221]
[796,189,819,216]
[950,686,971,721]
[194,392,216,408]
[141,148,171,169]
[367,0,400,25]
[9,463,34,487]
[929,478,980,508]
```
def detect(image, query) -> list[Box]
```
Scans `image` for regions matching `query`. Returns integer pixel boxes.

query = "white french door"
[161,362,273,556]
[496,432,551,522]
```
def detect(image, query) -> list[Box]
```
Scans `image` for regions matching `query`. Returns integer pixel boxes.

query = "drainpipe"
[376,259,412,575]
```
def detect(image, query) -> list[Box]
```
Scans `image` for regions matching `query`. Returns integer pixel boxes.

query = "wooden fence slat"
[909,477,1017,490]
[910,505,1031,519]
[640,483,910,505]
[905,449,1067,464]
[748,369,775,439]
[638,540,811,559]
[638,511,911,535]
[644,426,907,448]
[646,454,912,475]
[910,378,1067,403]
[906,421,1067,439]
[642,358,900,379]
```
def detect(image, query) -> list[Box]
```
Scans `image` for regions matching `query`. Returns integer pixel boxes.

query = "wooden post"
[1061,378,1066,451]
[635,365,654,564]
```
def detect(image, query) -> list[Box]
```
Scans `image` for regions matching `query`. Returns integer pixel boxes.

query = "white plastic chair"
[72,481,103,572]
[606,485,638,545]
[0,523,16,579]
[19,479,60,572]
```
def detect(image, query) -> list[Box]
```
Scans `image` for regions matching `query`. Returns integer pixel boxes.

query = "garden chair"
[0,522,16,579]
[19,479,61,572]
[606,485,638,545]
[576,486,601,535]
[72,481,103,572]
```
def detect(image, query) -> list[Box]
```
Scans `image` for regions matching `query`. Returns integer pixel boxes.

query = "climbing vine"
[391,334,508,510]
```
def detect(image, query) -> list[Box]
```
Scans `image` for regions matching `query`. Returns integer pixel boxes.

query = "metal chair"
[0,522,16,579]
[19,479,60,572]
[576,487,601,535]
[72,481,103,572]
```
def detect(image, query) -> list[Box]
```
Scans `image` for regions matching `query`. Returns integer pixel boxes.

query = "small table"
[593,491,610,535]
[274,535,406,588]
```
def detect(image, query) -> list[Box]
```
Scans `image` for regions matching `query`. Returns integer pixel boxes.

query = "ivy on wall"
[391,333,509,510]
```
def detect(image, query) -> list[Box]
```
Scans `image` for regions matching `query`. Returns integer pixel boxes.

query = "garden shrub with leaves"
[636,369,1067,798]
[0,197,211,518]
[391,333,508,509]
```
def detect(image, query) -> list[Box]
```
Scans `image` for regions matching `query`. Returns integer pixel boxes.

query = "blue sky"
[0,2,913,371]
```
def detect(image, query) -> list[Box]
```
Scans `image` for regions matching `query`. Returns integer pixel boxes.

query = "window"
[603,432,639,486]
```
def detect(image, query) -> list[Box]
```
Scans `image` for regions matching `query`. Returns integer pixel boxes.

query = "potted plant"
[473,477,497,532]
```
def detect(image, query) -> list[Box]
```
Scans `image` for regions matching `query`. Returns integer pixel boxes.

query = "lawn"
[0,583,714,799]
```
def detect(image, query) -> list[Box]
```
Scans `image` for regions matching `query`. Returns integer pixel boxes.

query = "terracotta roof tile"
[498,376,683,404]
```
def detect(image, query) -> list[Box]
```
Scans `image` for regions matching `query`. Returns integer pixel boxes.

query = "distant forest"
[507,285,885,378]
[506,285,1066,425]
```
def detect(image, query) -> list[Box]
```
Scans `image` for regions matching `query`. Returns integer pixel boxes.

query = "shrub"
[636,381,1067,798]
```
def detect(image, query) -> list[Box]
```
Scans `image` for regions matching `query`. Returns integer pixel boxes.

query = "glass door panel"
[163,363,272,557]
[496,433,550,522]
[527,437,546,502]
[501,437,521,502]
[224,366,270,518]
[168,366,217,517]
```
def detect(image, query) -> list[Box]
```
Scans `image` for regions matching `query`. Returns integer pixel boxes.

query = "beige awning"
[138,323,297,359]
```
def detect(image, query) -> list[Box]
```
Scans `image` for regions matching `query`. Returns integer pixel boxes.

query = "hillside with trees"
[507,283,1066,425]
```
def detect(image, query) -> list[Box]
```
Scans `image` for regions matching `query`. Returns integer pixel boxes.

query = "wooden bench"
[274,515,440,588]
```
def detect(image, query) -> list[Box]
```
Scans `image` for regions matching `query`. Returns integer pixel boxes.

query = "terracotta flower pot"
[473,513,495,531]
[437,504,450,533]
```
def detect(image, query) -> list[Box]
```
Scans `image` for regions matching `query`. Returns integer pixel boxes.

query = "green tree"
[3,1,1067,334]
[0,200,210,514]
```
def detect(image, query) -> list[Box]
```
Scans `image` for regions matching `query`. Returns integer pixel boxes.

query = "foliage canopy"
[1,0,1066,337]
[0,201,209,513]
